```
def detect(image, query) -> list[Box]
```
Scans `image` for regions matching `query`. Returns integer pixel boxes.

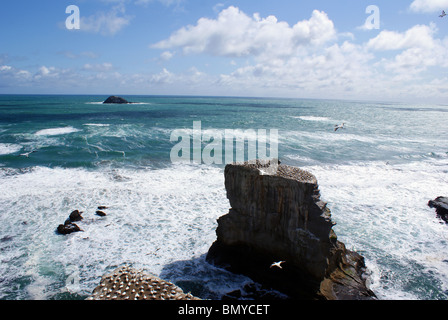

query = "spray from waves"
[0,164,251,300]
[291,116,335,122]
[35,127,81,136]
[82,124,110,127]
[301,158,448,300]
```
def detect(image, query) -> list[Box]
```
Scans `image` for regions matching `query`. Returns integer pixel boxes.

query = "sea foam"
[292,116,334,122]
[0,164,249,299]
[302,158,448,300]
[0,143,22,155]
[35,127,80,136]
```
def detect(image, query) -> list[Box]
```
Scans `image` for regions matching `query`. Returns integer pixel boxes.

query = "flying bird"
[440,10,446,18]
[270,261,285,269]
[18,150,37,158]
[334,123,345,131]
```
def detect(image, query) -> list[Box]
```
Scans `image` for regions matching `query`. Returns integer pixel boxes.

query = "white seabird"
[270,261,285,269]
[18,150,37,157]
[334,123,345,131]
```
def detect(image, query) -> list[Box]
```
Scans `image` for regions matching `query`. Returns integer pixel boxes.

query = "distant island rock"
[103,96,133,104]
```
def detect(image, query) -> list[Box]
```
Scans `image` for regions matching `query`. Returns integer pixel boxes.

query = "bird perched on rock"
[270,261,285,269]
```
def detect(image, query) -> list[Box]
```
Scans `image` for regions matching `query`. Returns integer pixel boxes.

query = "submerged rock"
[87,265,200,300]
[103,96,132,104]
[428,196,448,222]
[206,159,376,300]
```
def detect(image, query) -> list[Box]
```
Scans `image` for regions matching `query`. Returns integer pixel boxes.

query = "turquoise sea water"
[0,95,447,300]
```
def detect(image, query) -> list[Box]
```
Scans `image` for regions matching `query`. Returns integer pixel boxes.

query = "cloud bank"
[410,0,448,13]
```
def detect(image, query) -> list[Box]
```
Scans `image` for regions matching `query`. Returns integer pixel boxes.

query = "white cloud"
[216,41,376,98]
[149,68,175,84]
[83,62,114,72]
[81,5,132,36]
[0,65,12,72]
[410,0,448,13]
[159,51,174,61]
[366,24,438,51]
[367,23,448,75]
[152,6,336,58]
[34,66,61,80]
[0,65,31,80]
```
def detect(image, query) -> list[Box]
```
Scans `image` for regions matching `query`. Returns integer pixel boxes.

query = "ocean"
[0,94,447,300]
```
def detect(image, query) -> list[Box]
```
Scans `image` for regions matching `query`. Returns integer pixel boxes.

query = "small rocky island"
[206,159,376,300]
[103,96,133,104]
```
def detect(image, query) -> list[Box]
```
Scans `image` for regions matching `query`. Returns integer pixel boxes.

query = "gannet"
[334,123,345,131]
[270,261,285,269]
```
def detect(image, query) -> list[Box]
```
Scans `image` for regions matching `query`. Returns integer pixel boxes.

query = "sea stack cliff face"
[206,160,375,300]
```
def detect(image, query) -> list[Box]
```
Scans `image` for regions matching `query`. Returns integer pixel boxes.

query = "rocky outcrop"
[87,266,200,300]
[68,210,83,222]
[56,210,84,235]
[428,196,448,223]
[96,210,107,217]
[206,159,375,300]
[103,96,132,104]
[57,220,82,235]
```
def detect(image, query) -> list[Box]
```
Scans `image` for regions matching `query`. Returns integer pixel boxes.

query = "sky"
[0,0,447,103]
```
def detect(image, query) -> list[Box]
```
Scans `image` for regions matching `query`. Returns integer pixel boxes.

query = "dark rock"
[98,206,108,210]
[428,197,448,222]
[96,210,107,217]
[222,283,287,300]
[1,235,13,243]
[222,290,242,300]
[57,220,82,235]
[206,159,376,300]
[69,210,83,222]
[103,96,132,104]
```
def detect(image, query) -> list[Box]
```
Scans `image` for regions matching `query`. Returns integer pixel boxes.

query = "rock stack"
[206,159,376,300]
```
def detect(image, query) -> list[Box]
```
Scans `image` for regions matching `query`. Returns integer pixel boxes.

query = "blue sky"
[0,0,447,103]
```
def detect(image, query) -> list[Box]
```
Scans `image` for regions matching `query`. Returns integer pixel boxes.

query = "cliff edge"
[206,160,376,300]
